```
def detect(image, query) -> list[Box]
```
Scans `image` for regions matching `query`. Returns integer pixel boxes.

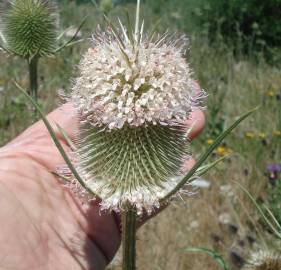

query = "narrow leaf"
[234,181,281,238]
[184,247,229,270]
[54,17,87,53]
[263,204,281,230]
[196,155,228,177]
[14,81,95,196]
[161,107,258,202]
[55,123,77,151]
[56,26,74,41]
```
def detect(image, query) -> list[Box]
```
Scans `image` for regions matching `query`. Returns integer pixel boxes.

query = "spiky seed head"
[69,13,206,214]
[2,0,57,58]
[243,250,281,270]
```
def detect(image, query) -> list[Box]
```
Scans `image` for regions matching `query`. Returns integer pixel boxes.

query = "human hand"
[0,102,204,270]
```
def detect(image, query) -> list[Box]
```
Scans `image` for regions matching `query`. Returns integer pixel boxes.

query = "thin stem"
[122,205,137,270]
[28,57,38,101]
[28,57,39,119]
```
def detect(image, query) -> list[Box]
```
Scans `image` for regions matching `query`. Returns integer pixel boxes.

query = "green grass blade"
[55,123,77,151]
[56,26,73,41]
[63,39,85,48]
[263,204,281,230]
[196,155,228,177]
[161,107,258,202]
[234,181,281,239]
[54,17,87,53]
[14,81,95,196]
[184,247,229,270]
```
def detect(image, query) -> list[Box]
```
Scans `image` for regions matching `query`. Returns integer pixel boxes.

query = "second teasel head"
[1,0,58,58]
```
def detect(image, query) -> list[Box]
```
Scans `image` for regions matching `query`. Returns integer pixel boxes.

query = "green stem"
[28,57,39,119]
[122,206,137,270]
[28,57,38,101]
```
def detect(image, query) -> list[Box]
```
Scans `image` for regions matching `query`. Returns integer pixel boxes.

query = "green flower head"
[1,0,58,58]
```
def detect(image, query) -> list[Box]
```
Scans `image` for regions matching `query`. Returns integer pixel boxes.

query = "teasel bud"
[68,12,206,214]
[0,0,58,59]
[1,0,84,108]
[243,250,281,270]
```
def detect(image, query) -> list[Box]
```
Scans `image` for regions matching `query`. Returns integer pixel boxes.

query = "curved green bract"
[78,124,189,196]
[4,0,57,58]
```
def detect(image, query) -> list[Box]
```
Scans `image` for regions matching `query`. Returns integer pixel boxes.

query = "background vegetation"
[1,0,280,269]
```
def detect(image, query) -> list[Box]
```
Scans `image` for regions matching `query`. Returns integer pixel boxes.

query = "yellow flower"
[216,146,228,156]
[267,90,275,97]
[245,132,255,139]
[206,139,214,145]
[258,132,266,139]
[273,130,281,137]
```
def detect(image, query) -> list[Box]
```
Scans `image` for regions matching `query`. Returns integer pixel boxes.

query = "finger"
[46,103,79,141]
[185,108,205,141]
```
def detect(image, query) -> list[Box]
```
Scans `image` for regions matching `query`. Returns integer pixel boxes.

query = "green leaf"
[14,81,95,196]
[195,155,228,177]
[234,181,281,239]
[55,123,77,151]
[184,247,229,270]
[54,17,87,53]
[161,107,258,202]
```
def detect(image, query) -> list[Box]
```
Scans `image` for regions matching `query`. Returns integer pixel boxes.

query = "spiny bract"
[2,0,57,58]
[69,7,206,214]
[243,250,281,270]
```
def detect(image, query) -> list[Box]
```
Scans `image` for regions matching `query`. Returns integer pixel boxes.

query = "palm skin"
[0,103,204,270]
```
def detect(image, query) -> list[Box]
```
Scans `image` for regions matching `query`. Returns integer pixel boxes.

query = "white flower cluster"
[71,29,204,129]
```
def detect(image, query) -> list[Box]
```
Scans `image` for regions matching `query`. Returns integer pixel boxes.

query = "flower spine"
[69,1,206,214]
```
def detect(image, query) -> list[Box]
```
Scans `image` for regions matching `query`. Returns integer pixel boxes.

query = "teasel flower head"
[0,0,58,58]
[243,250,281,270]
[68,0,206,214]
